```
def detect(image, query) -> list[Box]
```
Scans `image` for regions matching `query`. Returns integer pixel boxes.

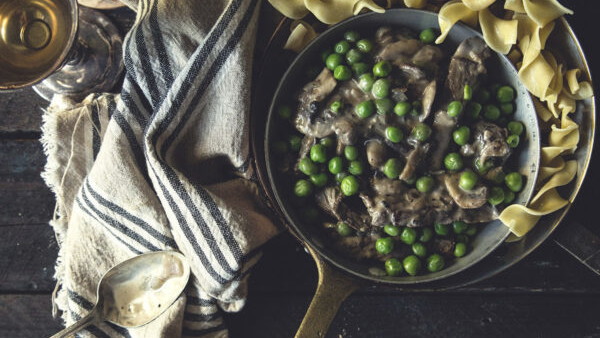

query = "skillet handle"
[554,219,600,276]
[295,246,362,338]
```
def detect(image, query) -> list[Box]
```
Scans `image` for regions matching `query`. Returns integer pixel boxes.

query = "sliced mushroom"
[412,45,444,67]
[399,143,430,181]
[445,37,491,100]
[420,80,437,121]
[375,26,394,45]
[359,193,389,227]
[377,39,421,62]
[444,173,488,209]
[365,139,387,167]
[472,121,511,164]
[294,68,338,138]
[429,110,456,170]
[315,187,370,231]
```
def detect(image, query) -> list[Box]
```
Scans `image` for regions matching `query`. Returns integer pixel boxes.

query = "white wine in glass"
[0,0,123,100]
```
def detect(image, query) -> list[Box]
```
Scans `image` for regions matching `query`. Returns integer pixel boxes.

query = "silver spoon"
[51,251,191,338]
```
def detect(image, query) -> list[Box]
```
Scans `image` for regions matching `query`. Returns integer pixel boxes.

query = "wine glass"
[0,0,123,100]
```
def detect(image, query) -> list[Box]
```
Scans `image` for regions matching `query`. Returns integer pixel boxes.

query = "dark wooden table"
[1,2,598,337]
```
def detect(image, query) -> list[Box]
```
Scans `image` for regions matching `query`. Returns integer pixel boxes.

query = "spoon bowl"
[51,251,191,338]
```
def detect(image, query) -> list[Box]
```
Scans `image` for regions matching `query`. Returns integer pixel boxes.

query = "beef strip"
[445,37,491,101]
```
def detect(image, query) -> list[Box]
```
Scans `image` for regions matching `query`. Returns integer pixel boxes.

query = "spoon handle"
[50,307,100,338]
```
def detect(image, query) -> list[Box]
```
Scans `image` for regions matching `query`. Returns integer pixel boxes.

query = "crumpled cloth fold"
[42,0,278,336]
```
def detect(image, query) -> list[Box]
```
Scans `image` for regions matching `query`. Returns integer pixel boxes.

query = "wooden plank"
[0,89,46,134]
[226,293,600,338]
[0,294,62,337]
[0,224,57,292]
[0,140,54,226]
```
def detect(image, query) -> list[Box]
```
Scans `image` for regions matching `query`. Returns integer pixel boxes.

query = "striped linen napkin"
[42,0,279,336]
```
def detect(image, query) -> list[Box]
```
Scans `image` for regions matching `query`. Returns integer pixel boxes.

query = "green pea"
[488,186,505,206]
[330,100,343,113]
[503,189,516,204]
[505,172,523,192]
[465,225,477,236]
[294,179,313,197]
[348,160,364,176]
[289,135,302,152]
[411,123,432,142]
[426,254,445,272]
[394,101,411,117]
[452,221,468,234]
[463,84,473,100]
[385,258,403,276]
[372,78,391,99]
[403,255,422,276]
[355,100,375,118]
[500,102,514,115]
[447,101,463,118]
[454,242,468,257]
[344,146,358,161]
[335,172,348,183]
[321,48,333,63]
[419,28,437,44]
[320,137,335,148]
[383,158,403,179]
[483,104,501,121]
[345,48,363,65]
[420,228,434,242]
[507,135,520,148]
[328,156,344,174]
[474,88,491,103]
[452,126,471,146]
[344,30,360,43]
[278,105,292,119]
[325,53,343,71]
[272,140,288,154]
[416,176,435,193]
[411,101,422,115]
[333,65,352,81]
[310,144,328,163]
[384,224,400,237]
[375,98,393,115]
[358,73,375,92]
[298,157,318,176]
[434,223,450,236]
[336,222,353,236]
[459,171,478,190]
[400,227,417,245]
[352,62,370,77]
[385,126,404,143]
[373,61,392,77]
[508,121,524,136]
[340,175,360,196]
[444,152,464,171]
[375,237,394,254]
[310,173,328,187]
[412,242,427,257]
[474,158,493,175]
[357,39,374,53]
[334,40,351,54]
[465,101,482,119]
[496,85,515,103]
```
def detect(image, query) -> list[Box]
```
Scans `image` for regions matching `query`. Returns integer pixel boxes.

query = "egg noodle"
[272,0,593,237]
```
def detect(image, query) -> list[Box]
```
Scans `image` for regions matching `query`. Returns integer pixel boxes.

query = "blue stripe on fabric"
[76,197,143,255]
[84,180,177,248]
[183,312,221,322]
[151,171,229,284]
[69,290,131,338]
[91,99,101,159]
[148,1,174,89]
[186,296,216,306]
[134,0,160,109]
[182,323,227,337]
[80,185,160,251]
[149,0,245,146]
[112,110,148,177]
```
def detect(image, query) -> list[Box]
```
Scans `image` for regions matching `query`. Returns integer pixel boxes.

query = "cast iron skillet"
[252,8,595,338]
[263,9,540,336]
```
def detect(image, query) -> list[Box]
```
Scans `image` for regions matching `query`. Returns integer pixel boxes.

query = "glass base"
[34,6,123,101]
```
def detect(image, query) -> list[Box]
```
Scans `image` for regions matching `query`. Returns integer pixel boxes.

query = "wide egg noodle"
[435,1,477,44]
[522,0,573,27]
[403,0,427,9]
[268,0,310,19]
[564,68,594,100]
[284,21,318,53]
[478,8,518,54]
[462,0,495,11]
[517,51,555,99]
[303,0,383,25]
[505,0,526,13]
[354,0,386,16]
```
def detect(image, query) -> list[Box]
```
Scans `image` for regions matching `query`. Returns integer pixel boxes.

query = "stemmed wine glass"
[0,0,123,100]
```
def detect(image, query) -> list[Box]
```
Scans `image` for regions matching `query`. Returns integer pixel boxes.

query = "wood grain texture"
[0,224,58,292]
[0,294,62,337]
[0,140,54,226]
[0,89,46,134]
